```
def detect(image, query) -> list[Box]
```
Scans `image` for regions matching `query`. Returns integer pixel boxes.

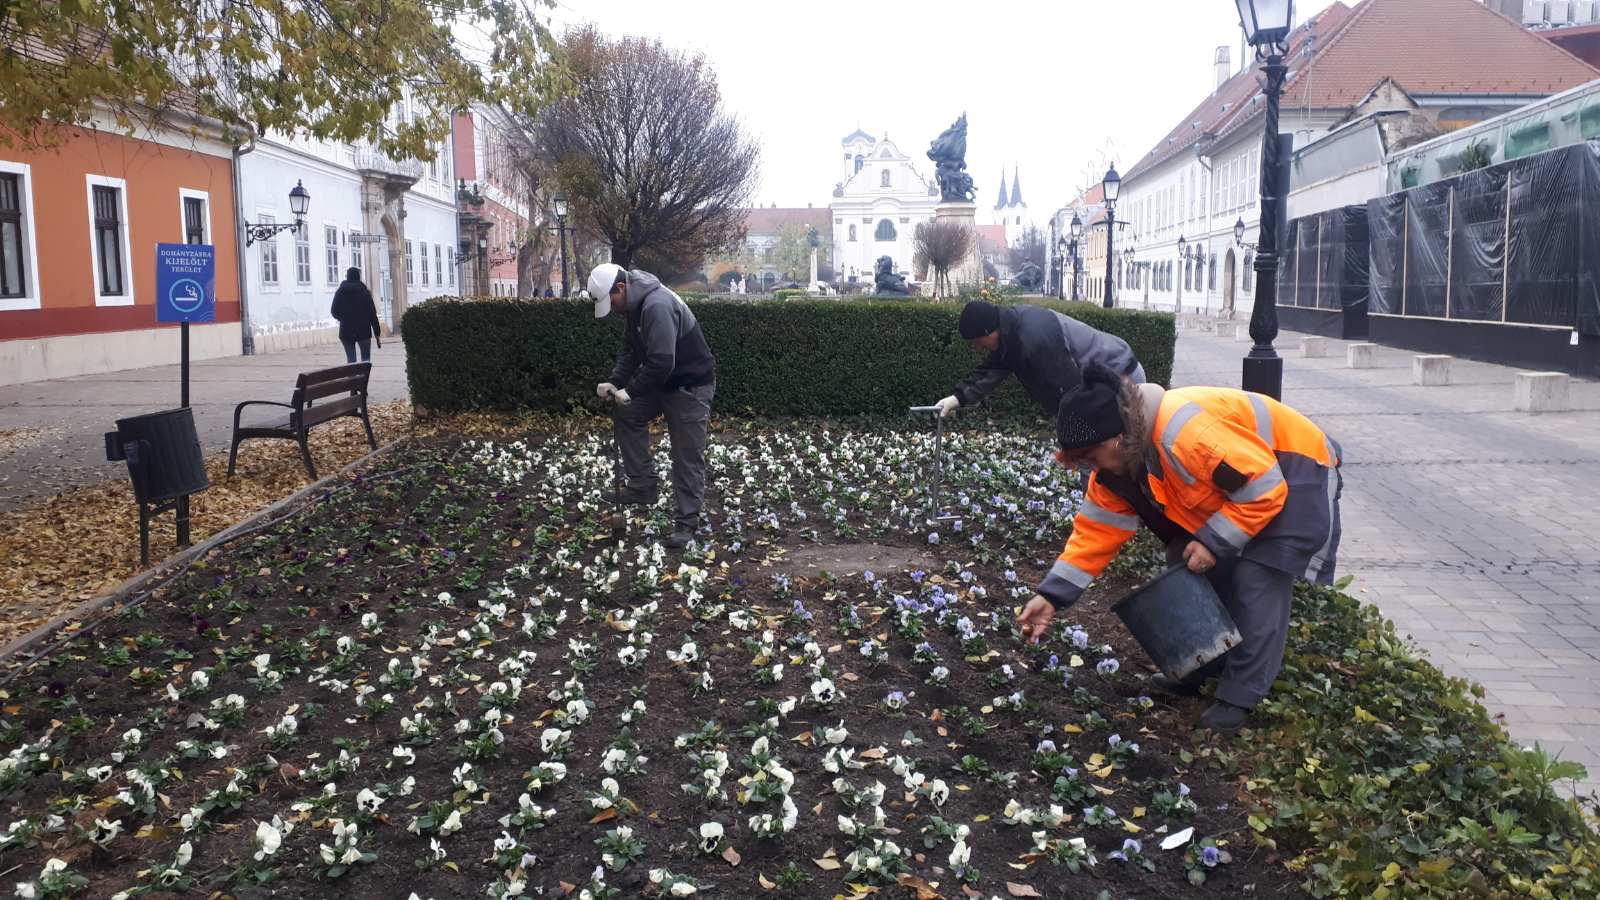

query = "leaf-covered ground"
[0,424,1303,899]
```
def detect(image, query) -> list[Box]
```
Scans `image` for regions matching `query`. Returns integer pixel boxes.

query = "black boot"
[1199,700,1249,733]
[1150,673,1203,697]
[602,486,659,506]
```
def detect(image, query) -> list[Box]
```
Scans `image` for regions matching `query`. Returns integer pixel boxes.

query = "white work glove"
[596,382,617,400]
[612,388,632,405]
[936,395,960,418]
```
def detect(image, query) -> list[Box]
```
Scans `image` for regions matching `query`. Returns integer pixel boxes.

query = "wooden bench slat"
[301,375,370,403]
[300,399,361,428]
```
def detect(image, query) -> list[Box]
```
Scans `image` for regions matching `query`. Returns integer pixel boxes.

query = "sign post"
[155,242,216,546]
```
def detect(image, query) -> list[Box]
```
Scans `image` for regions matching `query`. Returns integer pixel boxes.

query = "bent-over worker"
[1018,365,1343,732]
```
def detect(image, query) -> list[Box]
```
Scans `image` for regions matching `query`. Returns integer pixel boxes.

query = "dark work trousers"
[613,382,715,531]
[1172,552,1297,709]
[341,338,371,363]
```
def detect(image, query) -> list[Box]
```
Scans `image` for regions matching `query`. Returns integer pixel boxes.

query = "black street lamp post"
[1101,166,1120,309]
[1069,212,1084,301]
[552,195,570,298]
[1235,0,1293,400]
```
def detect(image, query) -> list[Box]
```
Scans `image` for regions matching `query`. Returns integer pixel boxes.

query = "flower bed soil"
[0,425,1302,899]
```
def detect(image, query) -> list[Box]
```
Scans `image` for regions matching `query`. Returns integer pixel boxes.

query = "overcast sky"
[542,0,1338,216]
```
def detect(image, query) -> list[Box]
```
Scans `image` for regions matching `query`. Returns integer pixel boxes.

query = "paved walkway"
[1173,323,1600,797]
[0,340,409,512]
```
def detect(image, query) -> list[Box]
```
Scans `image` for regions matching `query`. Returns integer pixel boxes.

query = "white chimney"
[1214,45,1231,93]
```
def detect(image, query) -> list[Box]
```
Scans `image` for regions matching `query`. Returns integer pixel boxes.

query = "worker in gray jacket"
[590,263,717,550]
[934,300,1144,419]
[931,300,1178,548]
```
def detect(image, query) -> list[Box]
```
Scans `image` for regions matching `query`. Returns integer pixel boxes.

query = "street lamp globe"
[1235,0,1294,47]
[1070,212,1084,240]
[288,180,310,218]
[1234,217,1247,245]
[552,195,568,220]
[1176,234,1187,258]
[1101,165,1121,206]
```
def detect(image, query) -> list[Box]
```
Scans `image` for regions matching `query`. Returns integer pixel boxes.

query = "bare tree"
[914,221,973,299]
[529,26,759,278]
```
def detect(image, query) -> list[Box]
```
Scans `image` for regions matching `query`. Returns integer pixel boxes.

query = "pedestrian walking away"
[1017,365,1344,734]
[928,300,1145,420]
[331,267,382,363]
[589,262,717,551]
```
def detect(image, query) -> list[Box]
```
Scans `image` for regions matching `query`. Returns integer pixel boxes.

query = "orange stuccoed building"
[0,116,242,385]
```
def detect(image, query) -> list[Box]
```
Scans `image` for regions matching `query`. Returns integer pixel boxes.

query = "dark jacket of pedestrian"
[331,270,381,342]
[608,270,717,396]
[953,304,1140,412]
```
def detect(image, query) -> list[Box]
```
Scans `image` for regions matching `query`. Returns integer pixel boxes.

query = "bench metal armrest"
[233,400,295,430]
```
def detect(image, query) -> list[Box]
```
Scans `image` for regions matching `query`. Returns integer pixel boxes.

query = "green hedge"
[402,296,1175,419]
[1237,583,1600,897]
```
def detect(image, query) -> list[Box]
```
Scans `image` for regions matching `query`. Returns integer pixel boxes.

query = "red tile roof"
[1125,0,1597,181]
[975,224,1008,254]
[739,207,834,238]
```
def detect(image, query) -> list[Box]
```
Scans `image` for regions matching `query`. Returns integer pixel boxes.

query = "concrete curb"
[0,436,413,666]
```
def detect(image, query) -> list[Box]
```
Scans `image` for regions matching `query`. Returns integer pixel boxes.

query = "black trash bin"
[105,407,210,564]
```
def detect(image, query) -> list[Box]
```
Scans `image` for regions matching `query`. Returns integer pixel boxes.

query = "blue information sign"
[156,243,216,323]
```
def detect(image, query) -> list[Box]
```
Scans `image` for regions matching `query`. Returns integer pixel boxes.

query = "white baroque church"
[829,128,940,285]
[989,165,1031,247]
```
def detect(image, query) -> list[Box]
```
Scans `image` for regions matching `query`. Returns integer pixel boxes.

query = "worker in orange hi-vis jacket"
[1017,365,1344,733]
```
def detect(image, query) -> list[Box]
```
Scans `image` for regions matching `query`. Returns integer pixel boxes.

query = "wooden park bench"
[227,363,378,480]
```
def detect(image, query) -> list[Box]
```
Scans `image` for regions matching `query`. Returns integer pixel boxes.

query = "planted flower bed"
[0,425,1300,899]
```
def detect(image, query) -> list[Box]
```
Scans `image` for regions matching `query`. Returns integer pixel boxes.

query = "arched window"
[875,219,896,241]
[1184,258,1193,290]
[848,224,857,241]
[1243,253,1255,291]
[854,155,864,173]
[1208,253,1218,290]
[1195,256,1204,292]
[880,169,892,188]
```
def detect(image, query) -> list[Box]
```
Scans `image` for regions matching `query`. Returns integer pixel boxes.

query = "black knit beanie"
[1056,364,1126,450]
[958,301,1001,339]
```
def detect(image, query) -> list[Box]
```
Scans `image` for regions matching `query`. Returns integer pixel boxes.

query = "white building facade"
[830,129,940,283]
[237,96,459,352]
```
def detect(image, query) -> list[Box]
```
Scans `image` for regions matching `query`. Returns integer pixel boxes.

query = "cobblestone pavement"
[0,340,408,512]
[1172,322,1600,797]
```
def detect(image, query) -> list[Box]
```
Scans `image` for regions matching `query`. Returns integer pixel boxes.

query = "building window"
[258,214,279,286]
[1243,253,1255,292]
[89,179,132,303]
[420,241,430,286]
[848,224,857,241]
[448,246,455,286]
[325,225,340,284]
[854,154,864,173]
[406,241,414,285]
[1209,254,1218,290]
[182,193,208,244]
[880,169,892,188]
[874,219,896,241]
[434,244,443,289]
[295,226,312,285]
[0,171,30,301]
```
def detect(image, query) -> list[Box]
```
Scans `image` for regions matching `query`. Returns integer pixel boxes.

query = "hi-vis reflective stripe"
[1247,393,1273,445]
[1228,463,1285,503]
[1160,403,1204,484]
[1201,511,1251,550]
[1049,559,1094,588]
[1078,498,1139,532]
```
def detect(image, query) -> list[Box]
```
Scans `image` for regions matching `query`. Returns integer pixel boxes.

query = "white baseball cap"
[587,263,625,318]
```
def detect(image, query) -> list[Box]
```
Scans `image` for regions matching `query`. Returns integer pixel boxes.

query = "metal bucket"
[1112,564,1242,681]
